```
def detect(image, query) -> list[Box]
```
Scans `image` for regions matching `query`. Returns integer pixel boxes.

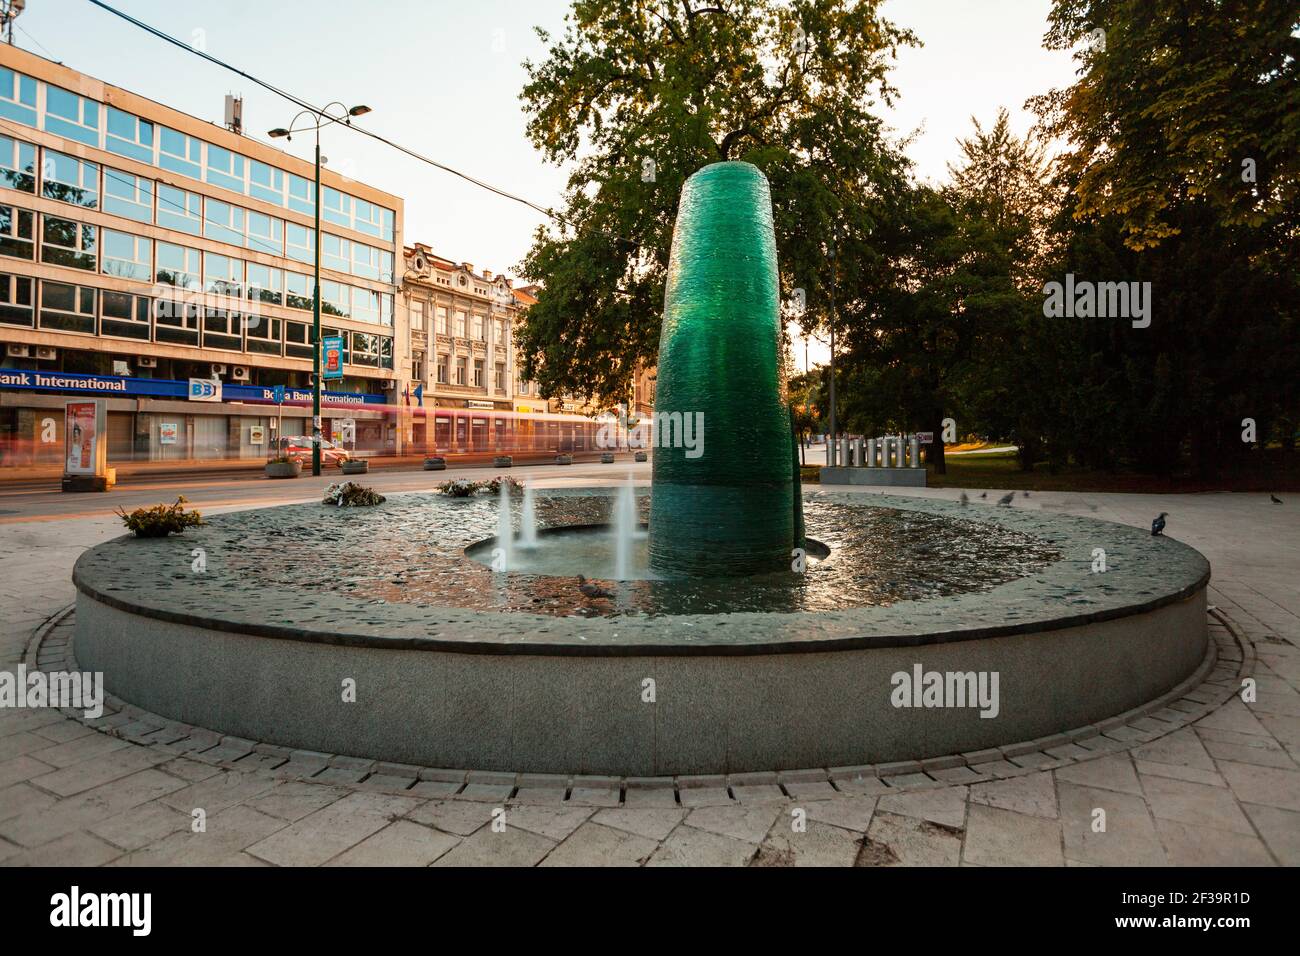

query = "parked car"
[276,436,350,467]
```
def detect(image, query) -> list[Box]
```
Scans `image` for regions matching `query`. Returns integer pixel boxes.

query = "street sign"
[322,336,344,380]
[271,384,286,405]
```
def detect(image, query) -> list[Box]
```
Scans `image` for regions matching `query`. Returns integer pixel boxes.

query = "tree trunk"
[931,414,947,475]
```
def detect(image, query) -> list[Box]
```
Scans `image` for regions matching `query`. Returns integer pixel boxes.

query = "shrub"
[483,475,523,496]
[117,496,205,538]
[323,482,385,507]
[436,478,481,497]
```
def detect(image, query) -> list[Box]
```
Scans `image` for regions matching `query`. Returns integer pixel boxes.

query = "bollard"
[853,438,863,467]
[866,437,876,468]
[910,435,920,468]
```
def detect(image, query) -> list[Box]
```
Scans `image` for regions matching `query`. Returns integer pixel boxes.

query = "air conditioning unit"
[35,346,57,361]
[137,356,158,368]
[231,365,250,382]
[210,363,227,377]
[5,344,29,358]
[381,380,398,391]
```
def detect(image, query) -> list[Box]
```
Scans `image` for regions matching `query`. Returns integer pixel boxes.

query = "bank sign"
[0,370,386,407]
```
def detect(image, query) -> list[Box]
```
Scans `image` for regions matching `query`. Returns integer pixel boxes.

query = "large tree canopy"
[515,0,916,403]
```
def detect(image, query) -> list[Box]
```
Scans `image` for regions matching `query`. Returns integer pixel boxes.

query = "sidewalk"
[0,483,1296,866]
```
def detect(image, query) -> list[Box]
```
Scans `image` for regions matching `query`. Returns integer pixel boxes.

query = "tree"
[515,0,916,403]
[1030,0,1299,476]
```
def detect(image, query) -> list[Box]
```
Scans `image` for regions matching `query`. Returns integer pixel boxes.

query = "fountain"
[71,161,1211,778]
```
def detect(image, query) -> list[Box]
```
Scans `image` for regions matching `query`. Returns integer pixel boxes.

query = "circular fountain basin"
[72,490,1209,776]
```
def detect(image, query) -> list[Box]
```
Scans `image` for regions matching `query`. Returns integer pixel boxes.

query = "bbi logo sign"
[188,378,222,402]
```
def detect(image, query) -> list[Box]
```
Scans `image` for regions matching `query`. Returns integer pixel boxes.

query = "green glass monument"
[649,161,798,577]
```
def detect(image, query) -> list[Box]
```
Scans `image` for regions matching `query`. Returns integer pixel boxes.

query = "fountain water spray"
[613,474,638,581]
[495,481,514,572]
[519,481,539,549]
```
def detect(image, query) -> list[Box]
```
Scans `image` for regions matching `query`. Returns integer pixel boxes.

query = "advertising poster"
[249,425,265,445]
[63,401,100,475]
[159,422,178,445]
[323,336,344,380]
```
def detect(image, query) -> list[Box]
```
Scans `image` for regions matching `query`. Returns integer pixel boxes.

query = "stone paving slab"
[2,488,1298,866]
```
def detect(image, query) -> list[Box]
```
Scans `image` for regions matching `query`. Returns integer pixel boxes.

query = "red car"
[276,436,351,467]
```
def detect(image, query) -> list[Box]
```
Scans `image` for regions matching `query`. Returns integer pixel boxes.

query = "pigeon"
[1151,512,1167,536]
[1271,494,1283,504]
[577,574,616,600]
[960,491,969,507]
[979,492,987,499]
[997,492,1015,506]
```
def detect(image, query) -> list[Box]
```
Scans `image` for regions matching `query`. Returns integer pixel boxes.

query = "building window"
[381,208,395,242]
[100,289,152,341]
[352,287,380,324]
[0,66,37,127]
[153,297,200,345]
[39,280,96,334]
[435,305,448,335]
[380,250,394,284]
[410,299,425,331]
[105,107,154,163]
[285,320,313,359]
[351,242,380,280]
[412,350,425,381]
[473,359,485,387]
[352,198,382,237]
[380,336,393,370]
[472,314,484,340]
[41,149,98,209]
[494,363,505,392]
[285,222,313,264]
[159,126,201,178]
[0,273,34,327]
[43,86,100,147]
[435,354,448,384]
[246,262,283,306]
[288,174,315,215]
[322,233,349,273]
[351,331,379,367]
[203,198,245,246]
[495,317,507,343]
[203,251,243,297]
[248,160,284,205]
[285,271,312,310]
[246,315,282,356]
[156,183,202,235]
[102,170,153,223]
[381,293,394,327]
[0,203,35,260]
[320,280,349,318]
[205,144,245,193]
[202,308,242,351]
[246,210,283,255]
[323,187,351,228]
[454,309,466,337]
[156,241,201,290]
[41,216,96,270]
[454,356,466,385]
[101,229,152,282]
[0,134,35,192]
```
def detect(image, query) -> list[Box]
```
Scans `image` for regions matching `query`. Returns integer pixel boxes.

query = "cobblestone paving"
[1,480,1297,866]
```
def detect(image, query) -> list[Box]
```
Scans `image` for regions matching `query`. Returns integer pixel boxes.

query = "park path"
[0,473,1297,866]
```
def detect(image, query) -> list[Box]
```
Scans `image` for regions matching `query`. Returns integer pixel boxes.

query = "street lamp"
[269,102,371,476]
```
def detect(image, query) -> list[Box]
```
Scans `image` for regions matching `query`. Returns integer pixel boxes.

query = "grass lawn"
[801,449,1300,495]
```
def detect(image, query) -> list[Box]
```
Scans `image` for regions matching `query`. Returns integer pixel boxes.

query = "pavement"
[0,465,1297,866]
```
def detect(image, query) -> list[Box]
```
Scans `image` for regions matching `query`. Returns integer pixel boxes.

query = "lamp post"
[269,102,371,476]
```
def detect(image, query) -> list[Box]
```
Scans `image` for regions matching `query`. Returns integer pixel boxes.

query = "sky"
[14,0,1080,368]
